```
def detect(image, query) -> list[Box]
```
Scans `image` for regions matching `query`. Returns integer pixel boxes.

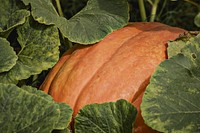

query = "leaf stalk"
[138,0,147,22]
[150,0,160,22]
[55,0,64,17]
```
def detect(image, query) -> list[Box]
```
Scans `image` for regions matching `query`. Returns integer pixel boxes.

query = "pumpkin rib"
[131,77,150,103]
[41,22,187,133]
[40,44,79,93]
[49,22,166,109]
[49,45,91,100]
[72,24,183,114]
[49,23,144,102]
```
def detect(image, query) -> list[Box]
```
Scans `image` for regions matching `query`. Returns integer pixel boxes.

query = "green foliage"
[1,0,199,132]
[0,84,73,132]
[167,32,200,58]
[22,0,60,25]
[21,0,129,44]
[75,99,137,133]
[0,38,17,73]
[59,0,129,44]
[0,1,134,131]
[0,17,60,84]
[128,0,200,30]
[167,40,187,58]
[141,34,200,133]
[0,0,30,36]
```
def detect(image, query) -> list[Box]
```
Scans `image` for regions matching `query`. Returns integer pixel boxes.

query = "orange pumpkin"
[40,22,186,132]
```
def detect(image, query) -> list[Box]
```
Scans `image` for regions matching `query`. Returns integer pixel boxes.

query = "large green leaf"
[0,17,60,84]
[21,0,129,44]
[74,99,137,133]
[0,37,17,73]
[0,83,73,132]
[0,0,30,36]
[141,34,200,133]
[60,0,129,44]
[22,86,73,131]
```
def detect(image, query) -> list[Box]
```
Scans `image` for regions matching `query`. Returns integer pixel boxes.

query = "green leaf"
[167,40,187,58]
[0,83,73,132]
[21,0,129,44]
[54,103,73,130]
[0,37,17,73]
[167,32,199,58]
[0,0,30,36]
[74,99,137,133]
[141,34,200,133]
[61,0,129,44]
[194,12,200,27]
[0,17,60,84]
[21,0,60,25]
[21,86,73,130]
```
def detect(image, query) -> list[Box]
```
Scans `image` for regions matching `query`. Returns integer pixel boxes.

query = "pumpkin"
[40,22,186,132]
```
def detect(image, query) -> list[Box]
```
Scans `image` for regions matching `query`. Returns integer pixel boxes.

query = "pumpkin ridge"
[130,77,150,103]
[52,23,161,108]
[49,45,91,101]
[40,44,79,93]
[73,24,186,115]
[72,23,177,114]
[69,34,141,109]
[45,23,161,104]
[128,25,187,102]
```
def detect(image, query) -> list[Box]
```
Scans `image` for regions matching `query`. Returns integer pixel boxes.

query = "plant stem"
[157,0,167,19]
[150,0,160,22]
[54,0,73,48]
[147,0,153,6]
[55,0,64,17]
[138,0,147,22]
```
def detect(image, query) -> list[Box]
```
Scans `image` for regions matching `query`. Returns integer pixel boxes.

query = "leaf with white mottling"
[0,17,60,84]
[0,84,73,132]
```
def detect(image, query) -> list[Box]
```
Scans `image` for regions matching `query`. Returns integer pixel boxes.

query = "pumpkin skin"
[40,22,186,133]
